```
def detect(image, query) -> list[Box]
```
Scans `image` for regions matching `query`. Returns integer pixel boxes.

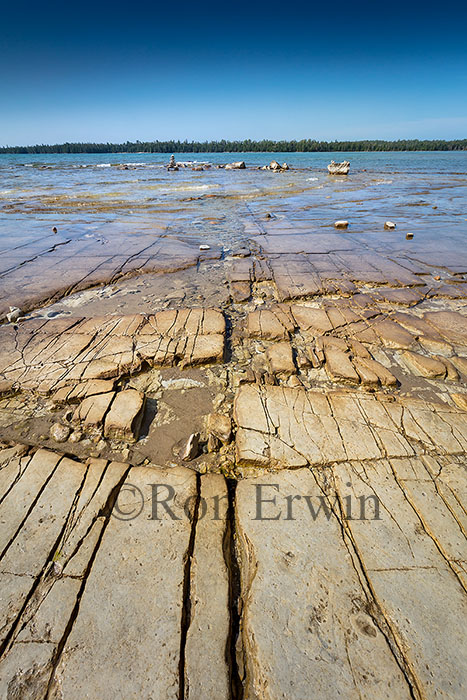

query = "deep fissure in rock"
[223,477,244,700]
[178,471,201,700]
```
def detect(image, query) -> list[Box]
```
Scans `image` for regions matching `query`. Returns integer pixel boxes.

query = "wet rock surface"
[0,197,466,697]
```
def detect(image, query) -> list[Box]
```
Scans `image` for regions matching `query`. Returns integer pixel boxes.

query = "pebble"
[69,430,83,443]
[406,232,414,239]
[334,220,349,229]
[384,221,396,230]
[179,433,200,461]
[50,423,71,443]
[6,307,21,323]
[52,226,58,233]
[199,244,210,250]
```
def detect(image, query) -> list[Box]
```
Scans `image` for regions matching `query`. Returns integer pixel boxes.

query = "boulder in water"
[225,161,246,170]
[327,160,350,175]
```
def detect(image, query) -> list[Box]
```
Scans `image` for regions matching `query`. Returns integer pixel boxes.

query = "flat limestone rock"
[266,341,296,377]
[0,451,128,653]
[51,466,197,699]
[376,287,422,305]
[182,333,225,366]
[235,469,411,699]
[246,308,292,340]
[0,309,226,394]
[355,357,398,387]
[324,348,360,384]
[103,388,145,441]
[72,391,116,430]
[353,357,380,388]
[452,393,467,410]
[231,280,251,302]
[51,379,115,404]
[290,306,333,334]
[185,475,230,698]
[233,385,465,467]
[333,458,467,697]
[424,310,467,345]
[373,319,416,349]
[402,350,447,378]
[450,355,467,377]
[234,385,381,466]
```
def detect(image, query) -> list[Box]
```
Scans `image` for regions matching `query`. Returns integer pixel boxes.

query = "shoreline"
[0,167,466,697]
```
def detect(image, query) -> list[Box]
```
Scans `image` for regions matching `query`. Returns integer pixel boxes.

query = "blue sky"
[1,0,466,144]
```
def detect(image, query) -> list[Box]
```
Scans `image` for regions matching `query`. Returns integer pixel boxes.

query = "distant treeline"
[0,139,466,154]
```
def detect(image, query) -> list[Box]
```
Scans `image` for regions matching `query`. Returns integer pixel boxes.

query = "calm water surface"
[0,151,466,254]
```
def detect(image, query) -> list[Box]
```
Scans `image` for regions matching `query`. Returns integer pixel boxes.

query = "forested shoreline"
[0,139,466,154]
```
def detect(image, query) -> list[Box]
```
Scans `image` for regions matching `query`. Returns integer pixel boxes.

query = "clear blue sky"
[1,0,466,145]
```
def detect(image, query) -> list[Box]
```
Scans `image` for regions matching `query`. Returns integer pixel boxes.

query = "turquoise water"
[0,151,466,254]
[1,150,466,172]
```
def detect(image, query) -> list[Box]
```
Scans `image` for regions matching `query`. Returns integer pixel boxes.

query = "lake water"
[1,152,466,225]
[0,151,466,315]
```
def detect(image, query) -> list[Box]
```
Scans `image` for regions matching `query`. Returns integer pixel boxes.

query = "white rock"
[384,221,396,230]
[334,220,349,229]
[6,307,21,323]
[179,433,200,461]
[224,161,246,170]
[199,244,210,250]
[50,423,71,443]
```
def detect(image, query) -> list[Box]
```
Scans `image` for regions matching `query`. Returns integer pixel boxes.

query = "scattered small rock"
[206,413,232,444]
[334,220,349,229]
[69,430,83,443]
[406,232,414,239]
[7,307,21,323]
[178,433,200,461]
[207,433,222,452]
[50,423,71,443]
[52,226,58,234]
[199,244,211,250]
[269,160,282,171]
[384,221,396,230]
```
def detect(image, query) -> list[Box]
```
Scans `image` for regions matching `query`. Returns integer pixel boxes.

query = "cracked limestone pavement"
[0,230,466,698]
